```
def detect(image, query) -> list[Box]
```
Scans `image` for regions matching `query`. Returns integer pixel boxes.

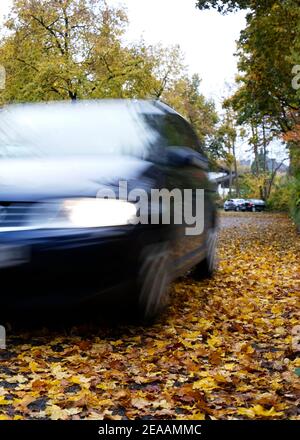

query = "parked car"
[244,199,266,212]
[0,99,217,322]
[224,199,246,212]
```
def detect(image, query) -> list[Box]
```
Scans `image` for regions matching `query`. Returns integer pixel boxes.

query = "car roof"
[0,99,179,118]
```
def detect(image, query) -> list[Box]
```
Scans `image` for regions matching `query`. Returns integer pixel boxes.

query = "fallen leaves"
[237,405,284,418]
[0,212,299,420]
[193,377,220,391]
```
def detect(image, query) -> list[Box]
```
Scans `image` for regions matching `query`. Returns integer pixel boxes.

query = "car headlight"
[29,198,138,229]
[63,198,137,228]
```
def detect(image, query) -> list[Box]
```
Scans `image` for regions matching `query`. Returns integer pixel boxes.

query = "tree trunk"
[251,123,259,175]
[232,140,240,197]
[262,120,267,173]
[229,167,233,197]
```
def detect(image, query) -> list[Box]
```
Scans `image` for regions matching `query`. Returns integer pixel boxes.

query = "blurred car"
[0,100,217,321]
[244,199,266,212]
[223,199,246,212]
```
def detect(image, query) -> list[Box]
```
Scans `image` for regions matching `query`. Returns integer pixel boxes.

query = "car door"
[154,113,213,275]
[228,200,235,210]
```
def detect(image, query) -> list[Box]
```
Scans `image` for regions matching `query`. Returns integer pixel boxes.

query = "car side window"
[164,115,202,151]
[142,113,203,153]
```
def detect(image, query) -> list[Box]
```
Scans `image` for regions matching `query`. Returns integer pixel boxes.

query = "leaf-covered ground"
[0,212,299,420]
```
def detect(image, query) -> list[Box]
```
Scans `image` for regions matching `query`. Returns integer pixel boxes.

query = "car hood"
[0,156,153,201]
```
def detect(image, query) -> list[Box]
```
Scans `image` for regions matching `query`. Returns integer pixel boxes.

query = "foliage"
[215,106,240,195]
[196,0,250,14]
[266,177,293,211]
[162,74,219,158]
[199,0,300,223]
[0,213,299,419]
[239,173,266,199]
[289,177,300,229]
[233,2,300,135]
[148,44,186,100]
[0,1,187,102]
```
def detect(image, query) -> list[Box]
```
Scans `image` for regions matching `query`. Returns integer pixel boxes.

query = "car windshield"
[0,101,166,160]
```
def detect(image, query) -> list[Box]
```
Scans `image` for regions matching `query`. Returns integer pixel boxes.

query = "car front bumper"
[0,225,155,311]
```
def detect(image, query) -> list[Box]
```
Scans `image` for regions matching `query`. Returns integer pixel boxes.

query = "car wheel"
[190,228,218,280]
[235,206,240,212]
[136,242,171,323]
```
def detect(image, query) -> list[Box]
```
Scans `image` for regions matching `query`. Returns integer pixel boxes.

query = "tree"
[0,0,186,103]
[0,0,126,101]
[196,0,250,14]
[217,107,240,196]
[197,0,300,214]
[148,44,186,100]
[196,1,300,133]
[197,1,300,138]
[162,74,221,163]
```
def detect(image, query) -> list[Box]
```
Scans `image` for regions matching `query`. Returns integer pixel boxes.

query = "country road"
[0,212,299,420]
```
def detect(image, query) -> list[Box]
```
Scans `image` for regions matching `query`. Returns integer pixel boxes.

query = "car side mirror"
[166,147,209,170]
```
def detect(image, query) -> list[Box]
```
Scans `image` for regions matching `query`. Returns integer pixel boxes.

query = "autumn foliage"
[0,213,299,420]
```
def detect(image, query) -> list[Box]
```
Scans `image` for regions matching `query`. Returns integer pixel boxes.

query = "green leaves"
[0,1,186,103]
[162,74,219,156]
[195,1,250,14]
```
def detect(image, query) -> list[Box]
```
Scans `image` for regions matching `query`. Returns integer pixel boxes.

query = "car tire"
[136,241,171,323]
[190,228,217,280]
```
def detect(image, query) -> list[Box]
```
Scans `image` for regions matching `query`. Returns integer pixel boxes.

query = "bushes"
[266,176,300,229]
[289,177,300,230]
[239,174,265,199]
[267,178,292,211]
[239,173,300,222]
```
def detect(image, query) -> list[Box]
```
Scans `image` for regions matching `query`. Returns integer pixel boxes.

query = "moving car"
[223,199,246,212]
[244,199,266,212]
[0,100,217,321]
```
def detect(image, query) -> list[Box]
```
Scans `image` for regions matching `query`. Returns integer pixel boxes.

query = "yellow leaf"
[29,361,39,372]
[111,340,124,346]
[131,398,150,409]
[0,397,11,406]
[186,412,206,420]
[238,405,283,418]
[207,335,222,348]
[224,363,236,371]
[45,405,68,420]
[193,377,219,391]
[70,375,91,385]
[96,382,116,390]
[0,414,11,419]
